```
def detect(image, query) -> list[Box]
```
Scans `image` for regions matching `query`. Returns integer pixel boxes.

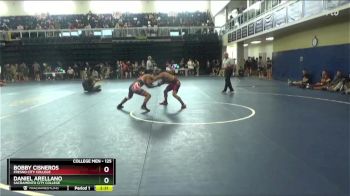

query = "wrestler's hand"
[157,81,164,86]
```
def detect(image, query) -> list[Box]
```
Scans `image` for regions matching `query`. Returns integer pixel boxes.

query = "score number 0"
[103,166,110,183]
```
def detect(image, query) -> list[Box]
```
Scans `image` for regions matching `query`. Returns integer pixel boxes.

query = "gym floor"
[1,77,349,196]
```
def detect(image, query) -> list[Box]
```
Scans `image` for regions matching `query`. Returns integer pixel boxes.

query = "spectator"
[206,60,211,75]
[141,60,145,69]
[104,62,111,79]
[92,69,99,78]
[266,57,272,80]
[252,57,258,75]
[327,70,344,92]
[179,58,185,69]
[33,62,40,81]
[115,61,121,79]
[187,58,194,75]
[67,66,75,79]
[288,69,311,88]
[79,63,87,80]
[94,63,101,79]
[342,78,350,94]
[146,56,153,74]
[17,24,24,30]
[121,61,129,79]
[257,57,264,78]
[16,63,23,81]
[1,11,213,31]
[10,64,17,82]
[244,58,252,77]
[126,61,132,78]
[73,63,79,79]
[4,64,11,81]
[18,63,26,81]
[82,75,101,92]
[43,63,53,80]
[85,23,92,36]
[85,62,91,74]
[165,61,172,72]
[23,63,29,81]
[134,61,139,76]
[311,70,331,90]
[211,59,219,76]
[194,59,200,76]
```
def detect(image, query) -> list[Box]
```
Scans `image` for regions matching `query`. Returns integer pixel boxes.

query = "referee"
[222,52,234,93]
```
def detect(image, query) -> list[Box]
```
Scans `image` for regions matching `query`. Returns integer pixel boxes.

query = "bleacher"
[0,11,214,31]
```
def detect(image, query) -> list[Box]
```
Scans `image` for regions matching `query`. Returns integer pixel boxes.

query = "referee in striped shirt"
[222,52,234,93]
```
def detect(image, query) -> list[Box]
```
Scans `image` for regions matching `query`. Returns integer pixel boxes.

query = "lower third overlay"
[7,158,116,192]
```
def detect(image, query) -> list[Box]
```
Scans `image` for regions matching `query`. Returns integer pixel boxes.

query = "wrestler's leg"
[160,84,172,105]
[172,82,186,109]
[140,90,151,112]
[117,87,133,109]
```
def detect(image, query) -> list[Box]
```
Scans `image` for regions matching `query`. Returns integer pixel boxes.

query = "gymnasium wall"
[273,20,350,52]
[272,19,350,81]
[245,42,273,60]
[0,39,221,70]
[210,0,230,17]
[226,43,237,59]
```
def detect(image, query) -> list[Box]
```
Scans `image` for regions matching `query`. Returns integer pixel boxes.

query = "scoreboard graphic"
[7,158,116,191]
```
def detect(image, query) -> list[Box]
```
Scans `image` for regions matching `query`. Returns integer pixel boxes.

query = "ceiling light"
[251,41,261,44]
[266,37,274,41]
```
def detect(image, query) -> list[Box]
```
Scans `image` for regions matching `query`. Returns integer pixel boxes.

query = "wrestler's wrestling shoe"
[181,104,187,109]
[117,105,123,110]
[159,101,168,106]
[141,105,150,112]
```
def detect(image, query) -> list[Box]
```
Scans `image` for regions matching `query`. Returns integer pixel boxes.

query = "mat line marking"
[1,92,76,120]
[0,183,52,196]
[0,93,112,195]
[237,92,350,105]
[130,102,255,125]
[205,85,348,194]
[0,94,111,162]
[196,85,244,119]
[136,98,160,195]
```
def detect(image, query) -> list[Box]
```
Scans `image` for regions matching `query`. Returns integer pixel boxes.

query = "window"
[304,0,323,17]
[70,31,79,36]
[23,1,75,15]
[288,0,302,22]
[59,32,70,37]
[248,9,255,21]
[102,30,113,37]
[170,31,180,36]
[155,1,208,13]
[266,0,272,11]
[0,1,8,15]
[261,0,266,13]
[89,1,142,13]
[325,0,340,9]
[272,0,279,8]
[243,12,248,23]
[93,31,102,36]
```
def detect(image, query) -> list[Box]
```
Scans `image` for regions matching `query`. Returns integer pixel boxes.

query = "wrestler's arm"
[152,73,165,86]
[144,76,158,88]
[152,74,162,81]
[145,82,158,88]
